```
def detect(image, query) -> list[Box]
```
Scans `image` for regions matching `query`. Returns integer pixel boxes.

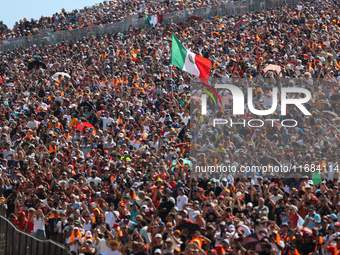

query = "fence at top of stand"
[0,0,308,52]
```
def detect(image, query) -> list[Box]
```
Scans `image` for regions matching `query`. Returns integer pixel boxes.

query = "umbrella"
[187,16,204,23]
[298,227,312,234]
[263,64,282,77]
[74,122,95,131]
[243,233,265,252]
[233,19,249,30]
[27,60,46,71]
[176,221,200,234]
[97,110,105,115]
[51,72,71,81]
[316,51,333,58]
[322,110,338,117]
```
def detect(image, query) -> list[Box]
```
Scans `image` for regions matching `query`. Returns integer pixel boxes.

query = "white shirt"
[105,211,119,228]
[66,236,82,253]
[182,116,190,125]
[187,208,196,223]
[56,220,68,233]
[130,140,141,152]
[33,217,45,232]
[119,220,135,228]
[273,240,285,255]
[214,231,224,245]
[27,120,39,129]
[97,238,110,255]
[86,177,102,186]
[103,134,109,143]
[176,195,188,210]
[106,250,122,255]
[271,194,283,204]
[140,226,151,245]
[103,117,115,130]
[3,149,15,160]
[239,224,251,237]
[149,141,159,151]
[83,220,92,232]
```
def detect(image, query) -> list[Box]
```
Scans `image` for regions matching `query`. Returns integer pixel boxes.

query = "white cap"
[247,202,253,207]
[308,180,314,185]
[119,133,124,137]
[192,211,200,218]
[155,249,162,254]
[86,231,92,237]
[155,233,162,238]
[228,225,235,231]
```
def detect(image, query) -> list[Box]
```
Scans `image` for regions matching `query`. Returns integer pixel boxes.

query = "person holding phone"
[67,226,83,254]
[32,208,47,239]
[80,239,96,254]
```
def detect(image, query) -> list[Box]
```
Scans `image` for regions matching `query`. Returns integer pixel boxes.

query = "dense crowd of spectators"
[0,0,340,255]
[0,0,220,40]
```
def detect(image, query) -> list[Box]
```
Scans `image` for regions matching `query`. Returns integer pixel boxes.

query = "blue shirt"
[305,213,321,229]
[71,201,81,210]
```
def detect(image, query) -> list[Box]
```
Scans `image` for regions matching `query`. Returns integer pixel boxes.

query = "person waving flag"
[171,33,211,84]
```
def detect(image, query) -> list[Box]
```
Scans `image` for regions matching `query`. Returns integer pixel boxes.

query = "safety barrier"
[0,214,71,255]
[0,0,307,51]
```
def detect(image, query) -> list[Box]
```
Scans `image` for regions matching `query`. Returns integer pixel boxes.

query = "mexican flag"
[145,13,163,29]
[171,33,211,82]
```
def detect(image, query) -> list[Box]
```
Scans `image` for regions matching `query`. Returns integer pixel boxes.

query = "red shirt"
[17,219,28,231]
[280,233,289,241]
[28,216,34,233]
[154,173,167,181]
[66,185,76,196]
[12,219,18,226]
[289,211,299,228]
[169,181,176,191]
[119,209,129,219]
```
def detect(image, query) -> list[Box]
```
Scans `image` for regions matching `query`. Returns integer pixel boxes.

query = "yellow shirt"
[216,148,227,153]
[70,118,78,128]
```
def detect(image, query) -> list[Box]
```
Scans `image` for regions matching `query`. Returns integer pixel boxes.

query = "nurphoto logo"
[196,81,312,128]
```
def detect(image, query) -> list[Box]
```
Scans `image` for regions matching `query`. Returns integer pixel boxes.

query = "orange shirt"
[70,118,78,128]
[149,226,159,247]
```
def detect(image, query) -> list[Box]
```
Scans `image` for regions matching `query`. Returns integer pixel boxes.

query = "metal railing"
[0,214,71,255]
[0,0,307,52]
